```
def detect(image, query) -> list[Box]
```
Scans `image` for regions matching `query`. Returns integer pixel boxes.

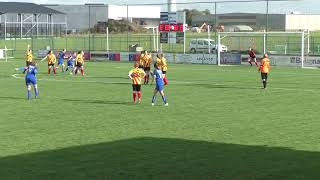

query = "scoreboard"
[159,11,185,44]
[159,23,184,32]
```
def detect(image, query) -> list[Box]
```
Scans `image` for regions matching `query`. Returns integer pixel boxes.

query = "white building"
[44,4,161,31]
[192,13,320,31]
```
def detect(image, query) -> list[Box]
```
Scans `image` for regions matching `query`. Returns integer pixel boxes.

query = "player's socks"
[48,68,51,74]
[53,68,56,74]
[163,77,168,85]
[133,92,137,103]
[152,95,157,103]
[249,61,252,66]
[138,91,141,100]
[81,69,84,76]
[255,62,258,67]
[35,88,39,98]
[263,81,267,89]
[161,95,167,104]
[27,90,31,100]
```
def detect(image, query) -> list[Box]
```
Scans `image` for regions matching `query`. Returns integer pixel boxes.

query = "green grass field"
[0,60,320,179]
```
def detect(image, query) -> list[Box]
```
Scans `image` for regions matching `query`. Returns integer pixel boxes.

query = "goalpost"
[217,31,311,68]
[0,46,14,62]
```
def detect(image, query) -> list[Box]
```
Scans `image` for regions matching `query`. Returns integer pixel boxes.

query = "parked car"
[190,39,228,53]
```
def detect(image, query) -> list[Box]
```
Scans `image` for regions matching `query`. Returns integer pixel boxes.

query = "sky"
[0,0,319,14]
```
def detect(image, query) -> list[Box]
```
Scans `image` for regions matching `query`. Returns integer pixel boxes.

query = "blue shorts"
[67,61,72,66]
[156,81,164,91]
[25,76,37,85]
[58,59,64,65]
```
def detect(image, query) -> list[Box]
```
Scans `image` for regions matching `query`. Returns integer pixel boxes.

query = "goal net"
[217,31,314,68]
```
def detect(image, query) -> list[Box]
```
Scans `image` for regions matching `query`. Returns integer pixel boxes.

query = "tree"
[183,9,212,26]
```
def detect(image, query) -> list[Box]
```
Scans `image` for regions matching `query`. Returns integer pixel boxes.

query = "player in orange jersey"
[128,62,146,104]
[142,50,152,84]
[156,53,168,85]
[258,53,271,89]
[41,50,57,75]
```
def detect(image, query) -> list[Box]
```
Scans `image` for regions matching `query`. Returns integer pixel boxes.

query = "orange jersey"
[48,53,56,64]
[76,54,84,64]
[260,58,271,73]
[144,54,152,68]
[139,54,147,67]
[26,52,33,62]
[128,68,146,85]
[156,57,168,71]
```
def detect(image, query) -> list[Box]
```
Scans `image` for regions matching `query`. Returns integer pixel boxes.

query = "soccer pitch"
[0,60,320,179]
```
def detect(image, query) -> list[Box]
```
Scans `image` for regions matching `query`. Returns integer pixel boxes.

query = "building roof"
[0,2,64,14]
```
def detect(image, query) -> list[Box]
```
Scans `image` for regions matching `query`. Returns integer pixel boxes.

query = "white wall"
[286,15,320,31]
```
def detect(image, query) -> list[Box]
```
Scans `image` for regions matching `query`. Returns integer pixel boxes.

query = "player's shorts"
[261,73,268,80]
[249,57,257,61]
[25,76,37,85]
[48,63,55,67]
[26,61,32,66]
[162,71,167,74]
[144,67,151,72]
[67,61,73,67]
[156,84,164,91]
[76,62,83,67]
[58,59,64,65]
[155,80,164,91]
[132,84,141,91]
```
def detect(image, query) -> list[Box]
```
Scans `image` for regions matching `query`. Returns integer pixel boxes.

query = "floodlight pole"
[88,5,91,53]
[106,27,109,51]
[265,0,269,51]
[156,26,159,52]
[208,24,211,54]
[217,33,221,66]
[4,14,6,40]
[127,4,129,52]
[301,31,305,68]
[263,29,266,54]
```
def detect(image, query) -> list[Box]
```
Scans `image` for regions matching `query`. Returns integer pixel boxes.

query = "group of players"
[247,47,271,89]
[128,50,169,106]
[22,45,269,101]
[23,45,86,100]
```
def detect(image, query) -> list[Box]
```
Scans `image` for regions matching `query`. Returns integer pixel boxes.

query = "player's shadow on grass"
[178,83,260,90]
[0,96,26,100]
[1,137,320,180]
[62,98,133,105]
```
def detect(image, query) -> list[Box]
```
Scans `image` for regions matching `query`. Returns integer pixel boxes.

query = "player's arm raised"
[40,55,47,62]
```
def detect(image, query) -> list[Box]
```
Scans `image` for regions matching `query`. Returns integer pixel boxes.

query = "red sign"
[159,24,184,32]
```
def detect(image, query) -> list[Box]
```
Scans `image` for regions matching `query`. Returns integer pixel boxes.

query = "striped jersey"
[156,57,168,71]
[260,58,271,73]
[76,54,84,64]
[48,53,56,64]
[128,68,146,85]
[26,52,33,62]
